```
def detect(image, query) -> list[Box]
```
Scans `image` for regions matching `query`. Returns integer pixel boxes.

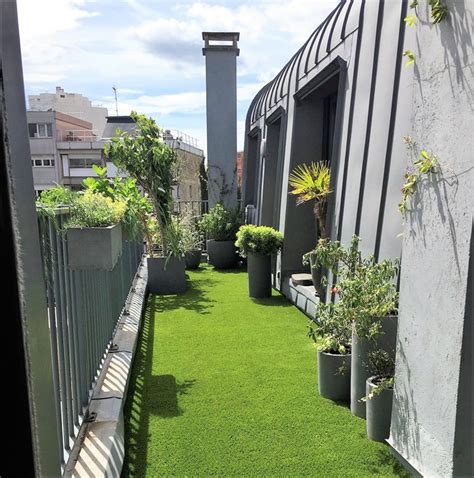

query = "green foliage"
[308,235,398,340]
[403,50,415,66]
[361,350,395,401]
[83,165,153,241]
[180,215,203,252]
[429,0,448,23]
[104,112,178,255]
[404,14,417,26]
[307,301,351,355]
[399,136,439,215]
[36,185,77,208]
[235,224,283,257]
[198,203,242,241]
[66,190,126,228]
[288,161,331,239]
[165,216,185,258]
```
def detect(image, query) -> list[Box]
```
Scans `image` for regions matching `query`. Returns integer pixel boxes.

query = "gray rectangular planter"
[67,223,122,271]
[147,256,186,295]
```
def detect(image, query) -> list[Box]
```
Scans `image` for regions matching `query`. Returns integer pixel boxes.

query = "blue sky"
[18,0,338,153]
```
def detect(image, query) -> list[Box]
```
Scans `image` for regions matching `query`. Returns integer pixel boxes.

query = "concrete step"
[291,273,313,286]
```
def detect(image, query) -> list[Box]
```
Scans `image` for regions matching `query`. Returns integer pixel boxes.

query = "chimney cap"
[202,32,240,56]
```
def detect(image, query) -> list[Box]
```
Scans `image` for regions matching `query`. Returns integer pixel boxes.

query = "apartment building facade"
[28,86,108,134]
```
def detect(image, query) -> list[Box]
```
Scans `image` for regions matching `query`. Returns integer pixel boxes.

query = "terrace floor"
[123,265,407,477]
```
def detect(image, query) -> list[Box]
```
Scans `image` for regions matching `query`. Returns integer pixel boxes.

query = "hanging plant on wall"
[399,136,439,215]
[403,0,449,66]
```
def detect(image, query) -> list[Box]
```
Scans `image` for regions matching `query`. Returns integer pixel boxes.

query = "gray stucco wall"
[388,2,474,476]
[204,46,238,208]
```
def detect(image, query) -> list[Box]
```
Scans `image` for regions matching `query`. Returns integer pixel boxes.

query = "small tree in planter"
[105,112,186,294]
[235,225,283,298]
[199,203,242,269]
[307,300,352,402]
[312,235,399,418]
[363,349,395,442]
[288,161,331,297]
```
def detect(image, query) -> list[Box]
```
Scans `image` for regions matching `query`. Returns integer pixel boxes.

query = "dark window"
[69,157,101,168]
[28,123,53,138]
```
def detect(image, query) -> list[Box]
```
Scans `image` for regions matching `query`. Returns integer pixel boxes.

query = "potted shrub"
[65,190,126,271]
[105,112,186,294]
[313,235,399,418]
[288,161,331,297]
[307,301,351,402]
[363,350,395,442]
[235,225,283,298]
[82,164,153,244]
[199,203,242,269]
[181,215,203,270]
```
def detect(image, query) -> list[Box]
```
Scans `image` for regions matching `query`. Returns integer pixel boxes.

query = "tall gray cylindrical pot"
[318,350,351,402]
[350,315,398,418]
[247,252,271,298]
[366,377,394,442]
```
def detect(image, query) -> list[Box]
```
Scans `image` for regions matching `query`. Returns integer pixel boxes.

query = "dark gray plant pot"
[317,350,351,402]
[185,250,202,270]
[247,252,272,298]
[351,315,398,418]
[67,223,122,271]
[309,252,324,298]
[207,240,237,269]
[366,376,394,442]
[147,256,186,295]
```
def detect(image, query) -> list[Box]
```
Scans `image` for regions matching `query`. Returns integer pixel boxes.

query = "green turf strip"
[123,265,407,477]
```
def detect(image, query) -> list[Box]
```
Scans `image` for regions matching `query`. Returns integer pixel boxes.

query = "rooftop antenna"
[112,86,119,116]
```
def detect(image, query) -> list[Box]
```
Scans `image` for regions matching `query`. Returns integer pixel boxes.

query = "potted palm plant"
[199,203,242,269]
[363,349,395,442]
[307,300,351,402]
[288,161,331,297]
[235,225,283,298]
[105,112,186,295]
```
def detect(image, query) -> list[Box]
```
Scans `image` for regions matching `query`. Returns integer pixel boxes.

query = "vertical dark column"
[0,1,62,475]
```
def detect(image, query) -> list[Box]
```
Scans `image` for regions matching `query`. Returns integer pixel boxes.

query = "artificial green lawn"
[123,265,407,477]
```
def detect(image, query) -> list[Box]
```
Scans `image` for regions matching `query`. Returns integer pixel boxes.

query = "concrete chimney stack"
[202,32,240,208]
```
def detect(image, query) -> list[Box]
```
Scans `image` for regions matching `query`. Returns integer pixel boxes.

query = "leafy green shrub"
[83,165,153,241]
[310,235,399,340]
[37,185,77,208]
[199,203,242,241]
[180,215,203,252]
[67,191,126,228]
[362,349,395,401]
[307,300,351,354]
[235,224,283,257]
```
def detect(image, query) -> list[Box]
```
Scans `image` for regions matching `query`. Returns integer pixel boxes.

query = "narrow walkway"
[123,266,406,477]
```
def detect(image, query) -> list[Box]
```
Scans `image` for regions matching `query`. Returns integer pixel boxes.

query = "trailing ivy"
[399,136,439,215]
